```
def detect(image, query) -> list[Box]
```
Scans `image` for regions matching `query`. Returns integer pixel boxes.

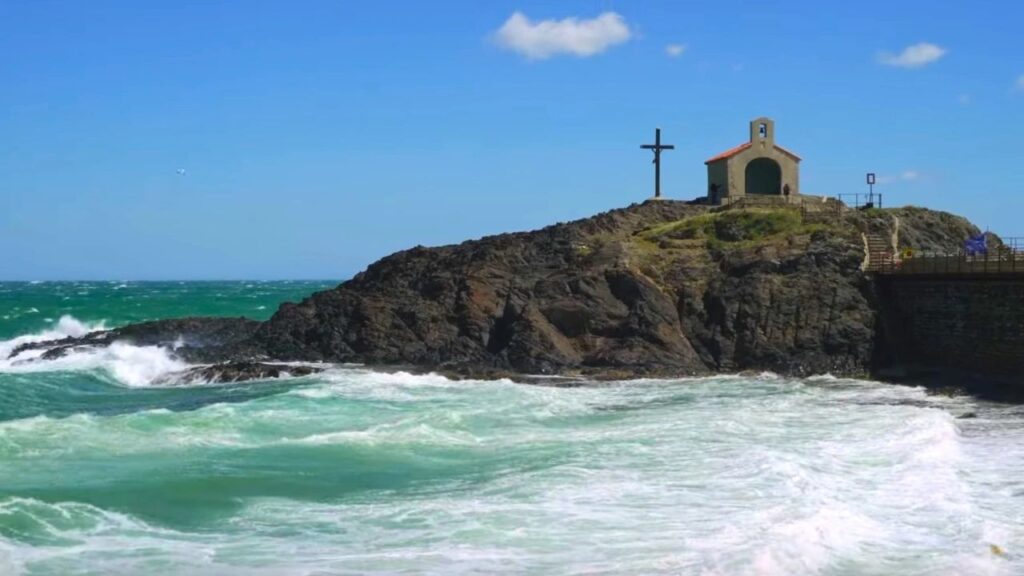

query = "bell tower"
[749,117,775,151]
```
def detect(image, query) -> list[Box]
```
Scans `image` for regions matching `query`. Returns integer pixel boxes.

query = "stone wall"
[880,276,1024,379]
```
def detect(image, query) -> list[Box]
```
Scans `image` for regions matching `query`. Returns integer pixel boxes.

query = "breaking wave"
[0,316,102,360]
[1,308,1023,573]
[0,369,1022,574]
[0,316,188,387]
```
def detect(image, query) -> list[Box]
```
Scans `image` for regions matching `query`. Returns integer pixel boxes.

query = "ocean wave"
[1,341,188,388]
[1,368,1022,574]
[0,316,187,387]
[0,395,480,461]
[805,373,839,382]
[0,316,104,360]
[285,421,482,448]
[0,407,256,460]
[0,498,221,576]
[0,497,153,547]
[745,504,891,574]
[290,369,506,401]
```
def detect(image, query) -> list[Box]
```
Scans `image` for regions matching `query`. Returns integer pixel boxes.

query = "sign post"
[866,172,876,207]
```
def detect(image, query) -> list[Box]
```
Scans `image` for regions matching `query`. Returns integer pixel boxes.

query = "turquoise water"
[0,281,335,340]
[1,283,1023,575]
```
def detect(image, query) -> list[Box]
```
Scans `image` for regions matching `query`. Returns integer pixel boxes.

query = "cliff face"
[255,200,888,377]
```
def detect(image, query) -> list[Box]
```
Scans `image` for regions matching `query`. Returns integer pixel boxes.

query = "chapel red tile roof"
[705,142,802,164]
[705,143,752,163]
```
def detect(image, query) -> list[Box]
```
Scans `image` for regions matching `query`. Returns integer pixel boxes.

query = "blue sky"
[2,0,1022,280]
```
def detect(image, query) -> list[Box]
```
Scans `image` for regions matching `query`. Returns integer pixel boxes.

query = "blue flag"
[965,233,987,256]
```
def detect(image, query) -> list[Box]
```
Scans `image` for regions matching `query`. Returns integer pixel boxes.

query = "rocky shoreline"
[6,199,1003,395]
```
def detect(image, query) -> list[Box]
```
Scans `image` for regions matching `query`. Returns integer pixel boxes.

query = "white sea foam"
[2,366,1023,573]
[805,372,839,381]
[0,316,187,387]
[0,315,103,360]
[1,341,188,388]
[291,369,499,401]
[286,421,481,447]
[0,497,151,540]
[0,497,217,576]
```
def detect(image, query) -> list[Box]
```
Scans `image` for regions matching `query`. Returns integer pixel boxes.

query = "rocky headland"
[7,199,999,390]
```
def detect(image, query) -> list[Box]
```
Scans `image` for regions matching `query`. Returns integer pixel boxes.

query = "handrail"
[871,237,1024,275]
[838,193,883,209]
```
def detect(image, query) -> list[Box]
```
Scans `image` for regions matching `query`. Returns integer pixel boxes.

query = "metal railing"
[714,195,845,225]
[872,237,1024,275]
[719,195,842,211]
[718,195,800,208]
[838,193,883,209]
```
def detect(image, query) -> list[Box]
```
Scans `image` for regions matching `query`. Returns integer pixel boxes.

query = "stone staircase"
[865,234,894,272]
[863,216,900,272]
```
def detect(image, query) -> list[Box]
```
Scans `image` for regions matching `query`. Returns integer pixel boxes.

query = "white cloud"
[878,42,947,68]
[877,170,920,184]
[494,11,632,59]
[665,44,687,58]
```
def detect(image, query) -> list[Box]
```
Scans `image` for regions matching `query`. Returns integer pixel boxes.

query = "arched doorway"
[745,158,782,195]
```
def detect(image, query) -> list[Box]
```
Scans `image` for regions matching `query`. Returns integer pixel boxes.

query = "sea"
[0,281,1022,575]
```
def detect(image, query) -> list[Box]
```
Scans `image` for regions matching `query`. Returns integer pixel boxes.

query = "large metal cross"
[640,127,675,198]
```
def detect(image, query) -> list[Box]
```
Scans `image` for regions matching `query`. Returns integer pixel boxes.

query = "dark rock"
[9,200,990,386]
[255,200,863,376]
[165,361,321,385]
[8,317,260,363]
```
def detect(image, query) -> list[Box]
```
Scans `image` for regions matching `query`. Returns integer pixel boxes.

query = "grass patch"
[572,243,593,258]
[858,207,887,217]
[639,208,812,247]
[609,208,846,279]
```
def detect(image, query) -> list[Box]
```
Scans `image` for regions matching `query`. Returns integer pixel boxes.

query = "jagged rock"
[8,317,261,363]
[252,201,982,379]
[8,200,985,384]
[166,362,321,384]
[256,201,875,376]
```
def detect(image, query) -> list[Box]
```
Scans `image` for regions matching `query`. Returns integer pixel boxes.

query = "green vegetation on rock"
[638,208,829,249]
